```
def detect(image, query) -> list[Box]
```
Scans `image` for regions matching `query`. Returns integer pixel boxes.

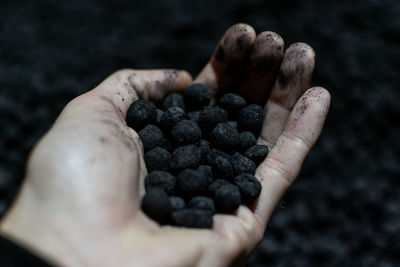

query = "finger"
[254,87,330,228]
[89,69,192,118]
[195,23,256,103]
[259,43,315,148]
[237,31,284,104]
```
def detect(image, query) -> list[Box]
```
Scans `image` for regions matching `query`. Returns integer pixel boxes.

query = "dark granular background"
[0,0,399,266]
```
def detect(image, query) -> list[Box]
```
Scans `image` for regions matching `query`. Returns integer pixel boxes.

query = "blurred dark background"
[0,0,399,266]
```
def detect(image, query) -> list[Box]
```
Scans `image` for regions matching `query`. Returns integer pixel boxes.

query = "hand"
[0,24,330,267]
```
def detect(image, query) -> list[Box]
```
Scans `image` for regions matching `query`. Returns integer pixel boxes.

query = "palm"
[1,24,330,267]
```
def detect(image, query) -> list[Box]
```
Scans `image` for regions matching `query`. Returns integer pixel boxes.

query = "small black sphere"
[160,107,186,129]
[238,104,264,134]
[197,165,213,183]
[245,145,269,165]
[208,179,232,197]
[187,111,201,123]
[126,100,157,131]
[234,173,262,203]
[219,93,247,118]
[231,152,256,175]
[138,124,166,151]
[169,196,186,211]
[188,196,216,214]
[206,148,231,167]
[171,120,202,145]
[144,147,171,172]
[183,83,211,111]
[145,170,176,194]
[239,131,257,152]
[141,188,171,223]
[198,106,228,132]
[210,122,240,151]
[214,184,241,213]
[162,93,185,111]
[213,156,235,179]
[170,145,202,170]
[176,169,211,195]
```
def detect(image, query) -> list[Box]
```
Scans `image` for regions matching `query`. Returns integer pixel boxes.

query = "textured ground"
[0,0,399,266]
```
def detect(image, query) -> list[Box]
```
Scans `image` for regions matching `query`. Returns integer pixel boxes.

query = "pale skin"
[0,24,330,267]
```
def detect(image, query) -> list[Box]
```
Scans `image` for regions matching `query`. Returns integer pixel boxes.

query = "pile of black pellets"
[126,84,269,228]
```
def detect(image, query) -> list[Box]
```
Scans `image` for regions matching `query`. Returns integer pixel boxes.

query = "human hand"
[0,24,330,267]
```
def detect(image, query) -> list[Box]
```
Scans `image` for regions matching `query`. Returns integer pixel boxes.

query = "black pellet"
[169,196,186,211]
[171,120,202,145]
[188,196,216,214]
[214,184,241,213]
[171,209,213,229]
[239,131,257,152]
[231,152,256,175]
[162,93,185,111]
[227,121,238,130]
[145,170,176,194]
[234,173,262,203]
[198,106,228,132]
[206,148,231,166]
[183,83,211,111]
[126,100,157,131]
[170,144,202,170]
[141,188,171,223]
[208,179,232,197]
[213,156,235,179]
[245,145,269,165]
[160,107,186,129]
[197,165,213,183]
[210,122,239,151]
[144,147,171,172]
[138,124,166,151]
[238,104,264,134]
[176,169,210,195]
[219,93,247,119]
[187,111,201,123]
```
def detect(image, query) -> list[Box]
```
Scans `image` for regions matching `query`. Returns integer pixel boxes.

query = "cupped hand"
[0,24,330,267]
